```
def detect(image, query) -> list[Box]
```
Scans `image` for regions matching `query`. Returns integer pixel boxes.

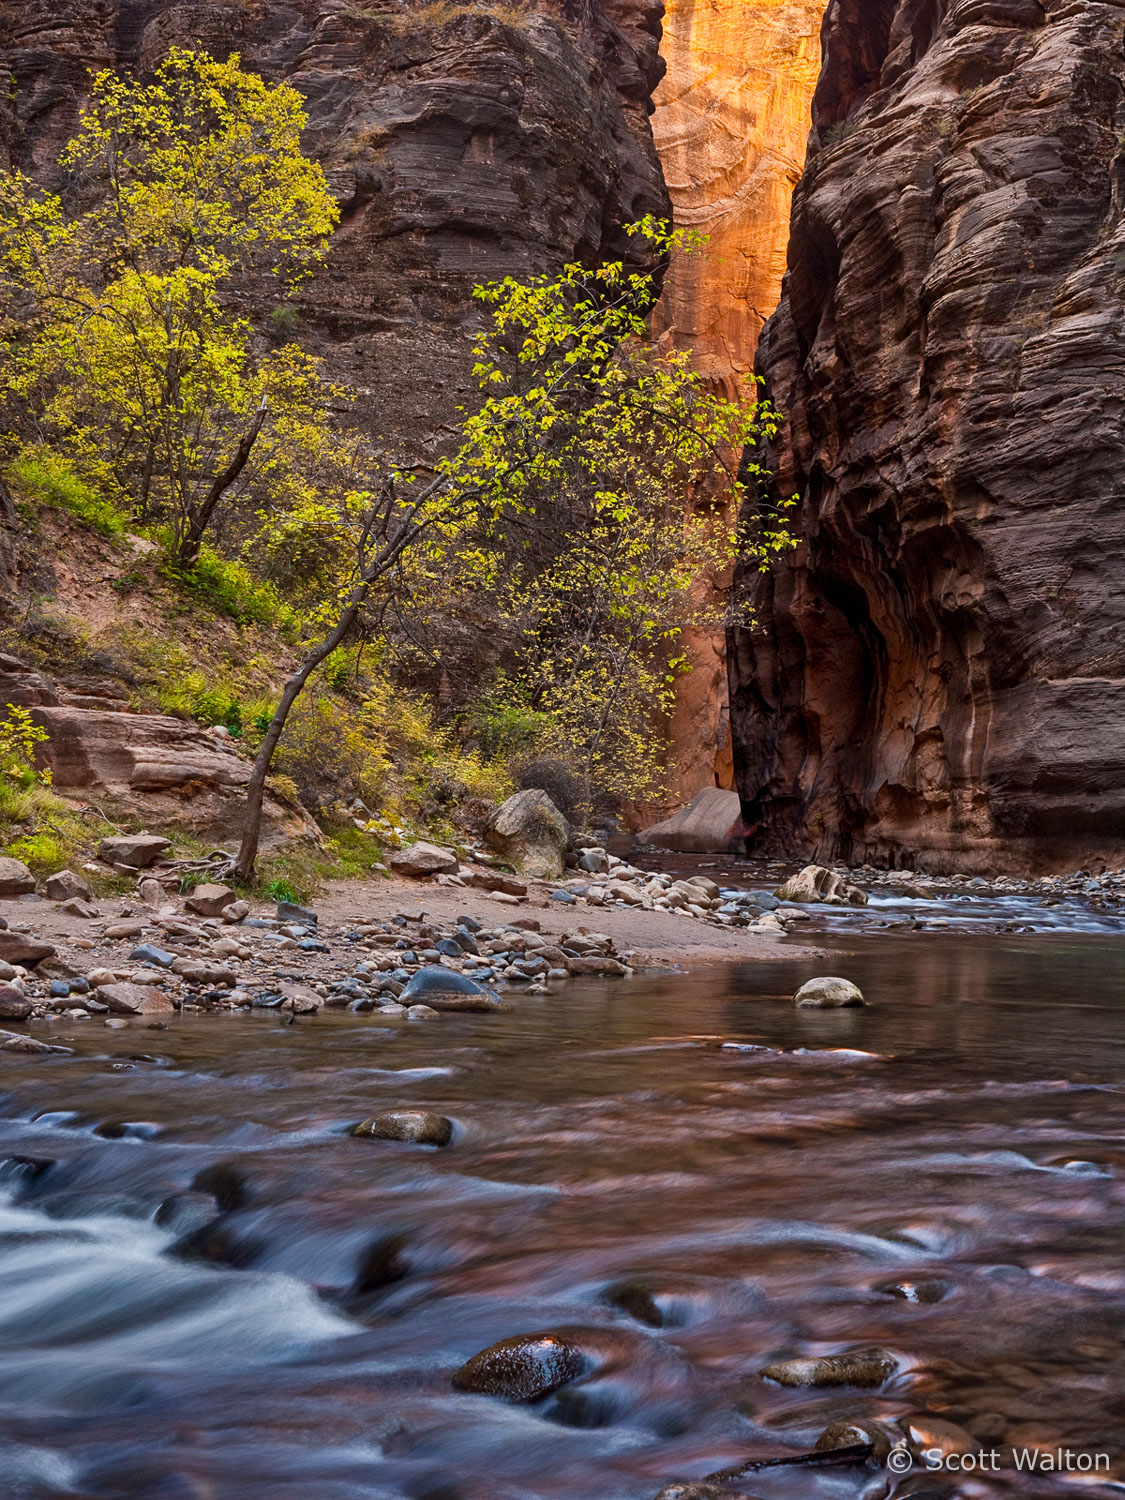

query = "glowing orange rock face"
[648,0,824,812]
[652,0,825,395]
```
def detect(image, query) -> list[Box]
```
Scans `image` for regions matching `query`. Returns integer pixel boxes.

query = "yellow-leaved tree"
[0,49,339,565]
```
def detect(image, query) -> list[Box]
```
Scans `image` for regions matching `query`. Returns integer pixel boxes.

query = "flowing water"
[1,916,1125,1499]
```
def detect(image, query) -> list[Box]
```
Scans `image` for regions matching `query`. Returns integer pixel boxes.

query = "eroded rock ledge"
[730,0,1125,874]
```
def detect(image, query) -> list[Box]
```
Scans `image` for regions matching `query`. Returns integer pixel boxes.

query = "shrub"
[7,448,126,536]
[163,543,300,633]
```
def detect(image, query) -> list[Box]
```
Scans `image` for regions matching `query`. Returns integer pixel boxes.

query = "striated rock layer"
[0,0,669,454]
[648,0,823,808]
[730,0,1125,873]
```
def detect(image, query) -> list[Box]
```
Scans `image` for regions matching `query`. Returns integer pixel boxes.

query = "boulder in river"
[389,841,459,877]
[351,1109,453,1146]
[776,864,867,906]
[485,789,570,879]
[761,1349,897,1388]
[815,1419,891,1460]
[794,977,866,1009]
[0,856,35,897]
[44,869,92,902]
[453,1330,590,1402]
[400,967,507,1012]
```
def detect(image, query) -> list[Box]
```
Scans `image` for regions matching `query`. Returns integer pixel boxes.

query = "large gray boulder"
[636,787,743,854]
[486,790,570,879]
[794,976,866,1009]
[776,864,867,906]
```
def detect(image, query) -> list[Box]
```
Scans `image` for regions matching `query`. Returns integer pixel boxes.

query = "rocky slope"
[730,0,1125,874]
[648,0,823,808]
[1,0,669,454]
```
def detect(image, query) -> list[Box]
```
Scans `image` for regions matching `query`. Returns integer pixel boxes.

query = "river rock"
[578,848,610,874]
[389,841,459,877]
[185,883,237,917]
[815,1419,891,1460]
[762,1350,897,1388]
[0,1032,53,1053]
[452,1331,590,1401]
[351,1110,453,1146]
[0,857,35,897]
[44,868,92,902]
[776,865,867,906]
[98,982,175,1016]
[794,977,866,1009]
[653,1487,744,1500]
[400,967,506,1012]
[97,834,170,868]
[0,984,32,1021]
[277,899,317,926]
[60,898,98,918]
[0,932,54,966]
[485,789,570,879]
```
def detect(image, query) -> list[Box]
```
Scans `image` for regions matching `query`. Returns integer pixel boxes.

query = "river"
[1,902,1124,1498]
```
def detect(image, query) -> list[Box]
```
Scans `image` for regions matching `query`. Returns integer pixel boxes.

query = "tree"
[232,220,793,876]
[0,49,339,565]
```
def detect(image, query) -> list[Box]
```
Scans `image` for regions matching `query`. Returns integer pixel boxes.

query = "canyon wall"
[0,0,669,455]
[730,0,1125,873]
[649,0,823,809]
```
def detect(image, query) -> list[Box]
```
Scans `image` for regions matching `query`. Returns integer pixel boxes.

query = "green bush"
[7,448,126,536]
[164,544,300,633]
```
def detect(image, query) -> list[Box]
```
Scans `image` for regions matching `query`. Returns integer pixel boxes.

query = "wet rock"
[407,1004,440,1021]
[185,883,237,917]
[653,1487,751,1500]
[191,1162,252,1212]
[98,834,170,868]
[0,984,32,1021]
[794,977,866,1009]
[453,1330,590,1402]
[0,857,35,897]
[485,789,570,879]
[566,956,628,977]
[776,865,867,906]
[351,1109,453,1146]
[0,1032,53,1053]
[351,1231,411,1296]
[815,1420,891,1460]
[400,967,506,1012]
[44,869,92,901]
[0,932,54,966]
[98,983,175,1016]
[389,841,459,877]
[155,1192,218,1238]
[876,1277,951,1304]
[900,1414,978,1459]
[761,1350,897,1388]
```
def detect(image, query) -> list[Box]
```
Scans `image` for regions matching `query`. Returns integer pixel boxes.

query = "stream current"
[1,893,1124,1499]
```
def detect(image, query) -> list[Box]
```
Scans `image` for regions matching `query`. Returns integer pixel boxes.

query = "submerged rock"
[794,977,866,1009]
[351,1109,453,1146]
[815,1419,890,1459]
[761,1349,897,1388]
[453,1331,590,1402]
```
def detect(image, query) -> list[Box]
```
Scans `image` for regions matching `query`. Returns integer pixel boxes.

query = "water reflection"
[0,929,1120,1497]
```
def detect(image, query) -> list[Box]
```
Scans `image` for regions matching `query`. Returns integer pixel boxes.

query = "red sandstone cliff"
[730,0,1125,873]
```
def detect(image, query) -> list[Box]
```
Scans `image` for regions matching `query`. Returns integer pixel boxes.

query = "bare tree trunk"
[177,403,267,566]
[233,582,370,881]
